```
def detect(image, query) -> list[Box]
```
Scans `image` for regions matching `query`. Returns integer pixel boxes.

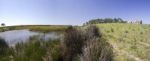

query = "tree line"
[84,18,127,25]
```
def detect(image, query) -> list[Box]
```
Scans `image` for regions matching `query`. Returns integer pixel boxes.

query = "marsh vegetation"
[0,25,114,61]
[0,23,149,61]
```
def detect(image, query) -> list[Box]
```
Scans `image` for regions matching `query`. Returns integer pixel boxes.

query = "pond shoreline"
[0,29,63,46]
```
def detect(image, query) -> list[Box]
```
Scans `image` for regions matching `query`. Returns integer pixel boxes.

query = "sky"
[0,0,150,26]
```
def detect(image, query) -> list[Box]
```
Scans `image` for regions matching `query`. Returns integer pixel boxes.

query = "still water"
[0,29,62,46]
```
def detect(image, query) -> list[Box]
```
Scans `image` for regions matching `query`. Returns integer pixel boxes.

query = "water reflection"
[0,29,62,46]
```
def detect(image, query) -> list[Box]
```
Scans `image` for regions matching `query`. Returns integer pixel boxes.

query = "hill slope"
[96,23,150,61]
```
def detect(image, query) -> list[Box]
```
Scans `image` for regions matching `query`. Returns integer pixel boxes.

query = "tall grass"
[0,25,114,61]
[12,38,61,61]
[62,26,86,61]
[0,38,10,61]
[62,25,114,61]
[80,26,113,61]
[96,23,150,61]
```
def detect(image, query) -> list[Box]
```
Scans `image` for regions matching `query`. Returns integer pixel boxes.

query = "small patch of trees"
[84,18,127,25]
[1,23,5,26]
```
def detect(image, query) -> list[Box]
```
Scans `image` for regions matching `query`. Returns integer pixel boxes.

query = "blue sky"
[0,0,150,26]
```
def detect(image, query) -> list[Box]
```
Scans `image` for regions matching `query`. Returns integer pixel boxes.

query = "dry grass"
[62,25,114,61]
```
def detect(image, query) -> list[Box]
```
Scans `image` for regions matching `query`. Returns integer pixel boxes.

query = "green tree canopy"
[84,18,127,25]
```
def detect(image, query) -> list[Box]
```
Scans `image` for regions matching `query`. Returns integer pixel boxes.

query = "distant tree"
[1,23,5,26]
[84,18,127,25]
[140,20,143,24]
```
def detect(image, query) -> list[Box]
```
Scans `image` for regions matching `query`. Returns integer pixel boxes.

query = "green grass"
[0,36,61,61]
[0,23,150,61]
[0,25,69,32]
[96,23,150,61]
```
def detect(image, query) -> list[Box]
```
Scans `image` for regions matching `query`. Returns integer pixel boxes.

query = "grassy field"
[96,23,150,61]
[0,25,113,61]
[0,24,150,61]
[0,25,69,32]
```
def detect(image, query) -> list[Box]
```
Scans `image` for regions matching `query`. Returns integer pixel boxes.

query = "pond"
[0,29,63,46]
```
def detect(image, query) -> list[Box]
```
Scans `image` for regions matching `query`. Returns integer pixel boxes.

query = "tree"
[1,23,5,26]
[84,18,127,25]
[140,20,143,24]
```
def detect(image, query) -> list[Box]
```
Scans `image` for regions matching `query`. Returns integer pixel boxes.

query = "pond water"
[0,29,62,46]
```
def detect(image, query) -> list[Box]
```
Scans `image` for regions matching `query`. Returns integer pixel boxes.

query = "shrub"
[62,26,86,61]
[62,25,114,61]
[44,40,62,61]
[111,28,114,32]
[80,38,113,61]
[0,38,10,61]
[85,25,101,38]
[0,38,9,56]
[80,25,114,61]
[125,30,129,33]
[140,32,143,34]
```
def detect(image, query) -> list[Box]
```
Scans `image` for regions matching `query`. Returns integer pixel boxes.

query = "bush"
[125,30,129,33]
[0,38,10,61]
[62,25,114,61]
[111,28,114,32]
[80,37,114,61]
[62,26,86,61]
[85,25,101,38]
[44,40,62,61]
[80,25,114,61]
[0,38,9,56]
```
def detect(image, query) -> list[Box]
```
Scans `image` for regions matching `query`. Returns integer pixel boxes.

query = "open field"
[0,23,150,61]
[96,23,150,61]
